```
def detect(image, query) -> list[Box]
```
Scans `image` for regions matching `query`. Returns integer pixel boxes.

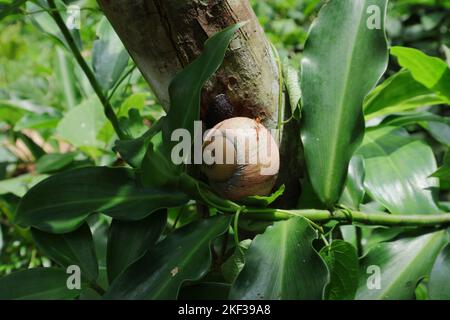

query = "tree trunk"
[97,0,301,207]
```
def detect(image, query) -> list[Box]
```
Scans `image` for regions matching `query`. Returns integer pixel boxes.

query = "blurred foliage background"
[0,0,449,276]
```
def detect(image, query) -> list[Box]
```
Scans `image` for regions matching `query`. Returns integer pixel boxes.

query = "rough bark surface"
[98,0,280,129]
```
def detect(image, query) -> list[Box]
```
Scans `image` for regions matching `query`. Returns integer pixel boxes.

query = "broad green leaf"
[92,17,129,92]
[0,100,29,124]
[443,45,450,67]
[421,121,450,146]
[356,126,441,214]
[432,149,450,189]
[117,92,147,117]
[0,268,84,300]
[163,23,244,144]
[15,166,189,233]
[104,215,230,300]
[113,119,163,168]
[141,129,179,187]
[282,63,301,118]
[178,282,230,300]
[380,111,450,127]
[0,0,27,21]
[26,1,82,50]
[107,210,167,283]
[221,239,252,283]
[229,217,329,300]
[364,69,448,119]
[356,230,448,299]
[14,113,60,131]
[0,174,48,197]
[428,242,450,299]
[90,217,109,289]
[339,156,365,210]
[320,240,359,300]
[119,109,148,139]
[391,46,450,101]
[35,152,76,174]
[300,0,389,206]
[55,47,78,110]
[31,223,98,282]
[56,96,108,148]
[0,224,3,254]
[415,279,429,300]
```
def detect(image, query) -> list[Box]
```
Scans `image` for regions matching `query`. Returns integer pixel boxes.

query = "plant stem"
[243,208,450,227]
[46,0,128,140]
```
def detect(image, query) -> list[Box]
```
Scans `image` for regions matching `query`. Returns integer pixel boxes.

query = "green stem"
[46,0,128,140]
[243,208,450,227]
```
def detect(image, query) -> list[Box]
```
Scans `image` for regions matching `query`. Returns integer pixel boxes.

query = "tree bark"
[97,0,280,129]
[97,0,301,206]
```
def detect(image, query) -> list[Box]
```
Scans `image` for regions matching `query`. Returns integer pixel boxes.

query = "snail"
[202,117,280,201]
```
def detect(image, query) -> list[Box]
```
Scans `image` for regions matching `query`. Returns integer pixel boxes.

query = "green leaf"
[379,111,450,127]
[239,185,285,207]
[356,230,448,299]
[364,69,448,119]
[421,121,450,146]
[229,217,329,300]
[55,47,79,110]
[119,109,148,139]
[141,130,179,187]
[113,119,163,168]
[163,23,244,144]
[15,166,189,233]
[0,100,30,124]
[221,239,252,283]
[282,63,301,118]
[356,127,441,214]
[443,45,450,67]
[428,242,450,299]
[0,0,27,21]
[92,17,129,92]
[0,268,84,300]
[14,113,60,131]
[320,240,359,300]
[107,210,167,283]
[178,282,230,300]
[431,150,450,189]
[117,92,148,117]
[35,152,76,174]
[26,2,82,50]
[0,174,48,197]
[31,223,98,282]
[0,223,3,254]
[339,155,365,210]
[56,96,108,148]
[391,46,450,101]
[104,215,230,299]
[300,0,389,206]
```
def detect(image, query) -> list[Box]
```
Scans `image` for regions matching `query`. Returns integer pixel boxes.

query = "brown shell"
[202,117,280,201]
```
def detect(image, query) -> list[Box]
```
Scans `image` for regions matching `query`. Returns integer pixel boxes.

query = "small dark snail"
[202,117,280,201]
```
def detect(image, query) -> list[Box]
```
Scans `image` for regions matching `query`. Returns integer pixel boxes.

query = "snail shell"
[202,117,280,201]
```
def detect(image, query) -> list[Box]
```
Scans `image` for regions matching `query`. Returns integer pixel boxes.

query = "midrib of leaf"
[323,2,366,200]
